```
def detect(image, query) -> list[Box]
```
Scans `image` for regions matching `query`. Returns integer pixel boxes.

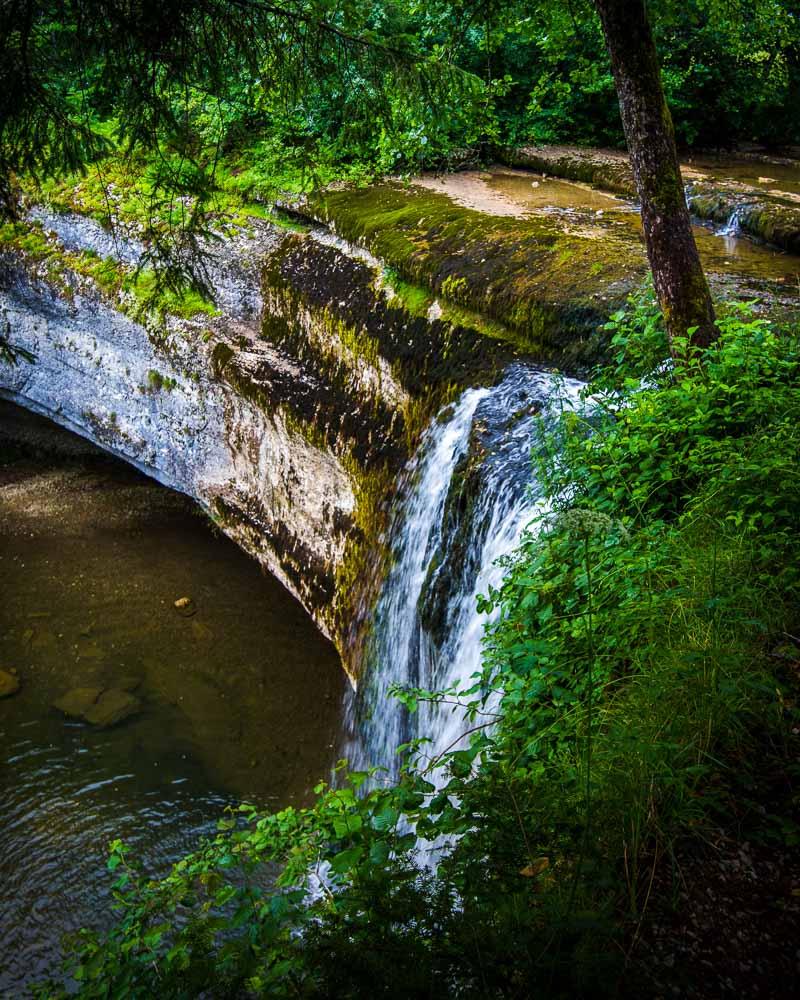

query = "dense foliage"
[2,1,798,202]
[483,0,800,149]
[38,297,800,998]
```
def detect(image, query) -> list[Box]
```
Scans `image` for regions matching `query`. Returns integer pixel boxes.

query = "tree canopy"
[2,0,798,209]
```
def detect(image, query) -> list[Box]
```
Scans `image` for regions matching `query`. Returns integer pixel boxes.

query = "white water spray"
[346,364,584,777]
[719,206,742,237]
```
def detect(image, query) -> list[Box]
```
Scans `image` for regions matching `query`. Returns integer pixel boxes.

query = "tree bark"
[594,0,717,350]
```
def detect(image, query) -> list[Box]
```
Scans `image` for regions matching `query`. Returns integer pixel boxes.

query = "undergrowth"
[37,294,800,999]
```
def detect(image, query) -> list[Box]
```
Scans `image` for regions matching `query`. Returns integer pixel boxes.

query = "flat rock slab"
[53,686,142,727]
[84,689,141,728]
[53,686,104,718]
[0,669,21,698]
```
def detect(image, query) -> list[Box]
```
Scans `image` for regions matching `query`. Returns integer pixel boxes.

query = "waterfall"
[719,206,742,237]
[683,189,745,241]
[345,364,584,777]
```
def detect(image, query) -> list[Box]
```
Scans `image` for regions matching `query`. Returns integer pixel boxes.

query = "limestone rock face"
[0,202,534,676]
[0,669,20,698]
[0,212,359,658]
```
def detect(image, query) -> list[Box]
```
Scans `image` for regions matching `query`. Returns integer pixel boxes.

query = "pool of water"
[0,402,344,992]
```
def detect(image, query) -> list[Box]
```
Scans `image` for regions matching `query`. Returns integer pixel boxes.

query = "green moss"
[125,270,219,319]
[1,217,218,326]
[385,276,431,316]
[262,233,517,424]
[23,143,313,250]
[440,275,469,299]
[211,342,235,376]
[304,182,639,368]
[331,457,395,677]
[145,369,177,392]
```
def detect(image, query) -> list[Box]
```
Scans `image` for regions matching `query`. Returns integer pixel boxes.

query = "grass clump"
[145,369,178,393]
[38,295,800,999]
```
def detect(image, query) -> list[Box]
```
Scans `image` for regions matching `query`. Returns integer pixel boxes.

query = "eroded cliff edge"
[2,168,795,679]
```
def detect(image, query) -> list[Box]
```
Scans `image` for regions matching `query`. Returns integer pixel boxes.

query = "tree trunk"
[594,0,717,350]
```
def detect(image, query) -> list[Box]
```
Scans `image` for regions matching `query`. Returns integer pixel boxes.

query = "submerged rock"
[53,686,103,718]
[53,685,141,727]
[0,669,21,698]
[174,596,197,617]
[84,689,141,728]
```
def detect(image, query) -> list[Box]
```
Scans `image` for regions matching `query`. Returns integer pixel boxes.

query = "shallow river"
[418,166,800,296]
[0,402,344,993]
[484,169,800,286]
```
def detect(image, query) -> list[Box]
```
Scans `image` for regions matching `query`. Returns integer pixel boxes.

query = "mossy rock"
[262,233,516,414]
[53,686,104,718]
[84,689,142,728]
[303,182,640,373]
[500,145,637,198]
[53,685,142,727]
[686,183,800,254]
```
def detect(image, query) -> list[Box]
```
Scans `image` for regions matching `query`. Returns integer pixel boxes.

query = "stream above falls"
[0,403,344,993]
[416,165,800,290]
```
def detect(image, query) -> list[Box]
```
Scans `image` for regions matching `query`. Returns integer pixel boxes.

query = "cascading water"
[345,364,584,777]
[719,206,742,237]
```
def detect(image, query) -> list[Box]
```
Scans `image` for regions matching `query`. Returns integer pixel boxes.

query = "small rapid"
[346,365,584,776]
[718,206,743,237]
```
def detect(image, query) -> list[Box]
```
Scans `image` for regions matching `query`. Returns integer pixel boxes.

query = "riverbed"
[0,402,344,992]
[416,166,800,297]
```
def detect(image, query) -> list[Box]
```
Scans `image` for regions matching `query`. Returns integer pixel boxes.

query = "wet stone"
[83,689,141,728]
[53,686,103,718]
[0,670,21,698]
[174,596,197,617]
